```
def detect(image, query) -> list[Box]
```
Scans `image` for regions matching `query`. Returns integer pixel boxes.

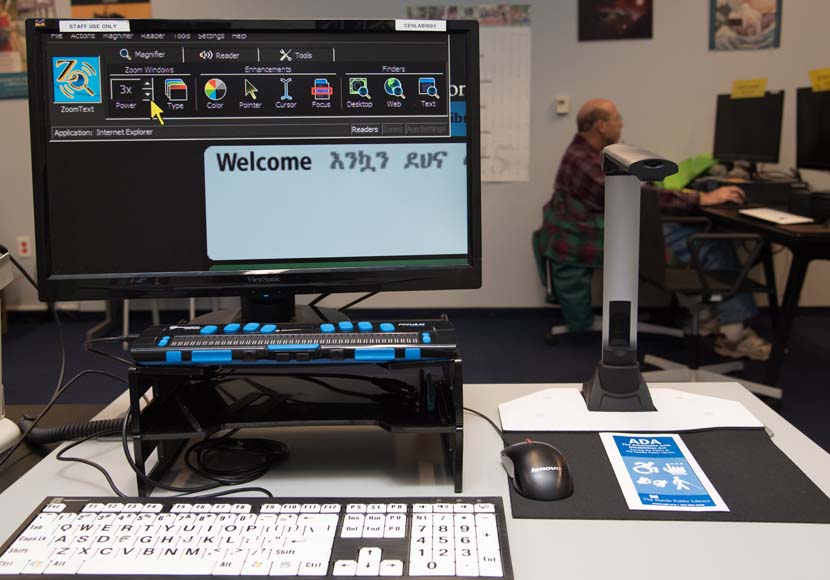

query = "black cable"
[0,369,128,469]
[0,245,38,290]
[56,428,127,497]
[84,335,138,366]
[119,406,273,497]
[463,407,507,447]
[308,293,330,307]
[18,417,123,445]
[184,432,288,486]
[338,292,378,311]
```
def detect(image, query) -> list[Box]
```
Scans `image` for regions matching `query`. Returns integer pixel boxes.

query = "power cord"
[84,335,138,366]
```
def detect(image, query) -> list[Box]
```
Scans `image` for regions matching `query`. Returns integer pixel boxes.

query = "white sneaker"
[714,328,771,361]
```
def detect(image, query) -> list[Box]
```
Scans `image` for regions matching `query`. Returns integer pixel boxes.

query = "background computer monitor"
[797,87,830,171]
[713,91,784,163]
[27,19,481,318]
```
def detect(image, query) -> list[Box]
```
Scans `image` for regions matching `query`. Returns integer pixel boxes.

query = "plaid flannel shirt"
[538,134,699,268]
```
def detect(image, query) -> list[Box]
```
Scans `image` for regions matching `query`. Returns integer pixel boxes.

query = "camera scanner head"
[602,143,678,182]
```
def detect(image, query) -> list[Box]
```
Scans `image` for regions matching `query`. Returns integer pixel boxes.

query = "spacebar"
[78,558,216,575]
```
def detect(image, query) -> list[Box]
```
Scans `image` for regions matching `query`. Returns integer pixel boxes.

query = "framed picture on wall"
[578,0,654,42]
[710,0,782,50]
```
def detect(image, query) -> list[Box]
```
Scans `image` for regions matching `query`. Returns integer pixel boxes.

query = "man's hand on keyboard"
[699,186,747,206]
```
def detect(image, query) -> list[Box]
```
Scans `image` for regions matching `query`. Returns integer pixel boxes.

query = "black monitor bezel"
[796,86,830,171]
[27,18,482,302]
[712,91,784,164]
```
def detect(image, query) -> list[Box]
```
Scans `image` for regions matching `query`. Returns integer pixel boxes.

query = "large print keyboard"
[130,320,457,366]
[0,497,513,578]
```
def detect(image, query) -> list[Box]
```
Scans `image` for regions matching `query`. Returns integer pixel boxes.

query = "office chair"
[637,190,782,399]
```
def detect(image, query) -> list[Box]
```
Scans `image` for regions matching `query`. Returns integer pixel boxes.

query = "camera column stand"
[127,358,464,496]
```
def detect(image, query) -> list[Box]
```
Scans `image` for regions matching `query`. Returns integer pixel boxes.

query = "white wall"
[2,0,830,311]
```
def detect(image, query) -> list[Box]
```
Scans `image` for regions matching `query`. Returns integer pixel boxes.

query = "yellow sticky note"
[809,69,830,92]
[731,78,768,99]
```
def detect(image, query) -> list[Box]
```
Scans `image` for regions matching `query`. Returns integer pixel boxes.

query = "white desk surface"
[1,382,828,579]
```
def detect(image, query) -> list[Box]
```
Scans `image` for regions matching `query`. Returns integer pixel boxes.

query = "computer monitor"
[712,91,784,164]
[797,87,830,171]
[26,19,480,319]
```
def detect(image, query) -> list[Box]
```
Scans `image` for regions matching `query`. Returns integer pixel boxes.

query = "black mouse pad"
[504,429,830,523]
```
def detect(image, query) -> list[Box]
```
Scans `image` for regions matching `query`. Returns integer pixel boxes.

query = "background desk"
[1,382,828,579]
[701,206,830,386]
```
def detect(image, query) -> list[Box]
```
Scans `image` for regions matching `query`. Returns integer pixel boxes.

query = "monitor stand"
[190,292,349,326]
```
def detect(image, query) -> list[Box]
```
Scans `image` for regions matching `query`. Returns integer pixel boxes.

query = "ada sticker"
[600,433,728,512]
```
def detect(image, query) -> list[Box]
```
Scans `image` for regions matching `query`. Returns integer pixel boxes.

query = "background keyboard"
[0,497,513,578]
[130,319,457,365]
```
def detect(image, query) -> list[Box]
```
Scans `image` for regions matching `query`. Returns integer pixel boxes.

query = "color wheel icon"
[204,78,227,101]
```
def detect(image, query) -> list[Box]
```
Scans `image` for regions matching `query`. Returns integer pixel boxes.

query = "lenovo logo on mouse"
[531,466,561,473]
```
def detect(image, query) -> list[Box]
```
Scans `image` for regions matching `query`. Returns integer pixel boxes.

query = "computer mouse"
[500,439,573,501]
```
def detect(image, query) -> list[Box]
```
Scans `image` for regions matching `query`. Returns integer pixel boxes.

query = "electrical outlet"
[555,95,570,116]
[17,235,32,257]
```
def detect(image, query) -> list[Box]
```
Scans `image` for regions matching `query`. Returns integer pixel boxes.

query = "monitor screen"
[26,19,480,302]
[797,87,830,171]
[712,92,784,163]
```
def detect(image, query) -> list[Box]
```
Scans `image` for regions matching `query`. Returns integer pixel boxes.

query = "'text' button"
[379,323,395,332]
[357,321,373,332]
[200,325,218,335]
[243,322,260,333]
[320,323,335,333]
[223,323,241,334]
[338,321,354,332]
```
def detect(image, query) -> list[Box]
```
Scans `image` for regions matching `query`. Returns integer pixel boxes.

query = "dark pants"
[550,260,597,332]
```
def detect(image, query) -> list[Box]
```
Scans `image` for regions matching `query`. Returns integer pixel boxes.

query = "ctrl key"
[0,557,28,575]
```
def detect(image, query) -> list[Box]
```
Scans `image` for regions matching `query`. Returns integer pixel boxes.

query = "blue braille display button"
[165,351,182,363]
[243,323,260,333]
[320,323,335,333]
[338,321,354,332]
[355,348,396,361]
[260,324,277,333]
[200,325,218,335]
[357,321,373,332]
[192,350,233,363]
[223,323,241,334]
[267,344,321,352]
[405,348,422,360]
[158,335,170,347]
[380,323,395,332]
[422,333,432,344]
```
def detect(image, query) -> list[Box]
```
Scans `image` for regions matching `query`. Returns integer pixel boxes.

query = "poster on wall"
[578,0,654,42]
[70,0,151,18]
[0,0,56,99]
[710,0,782,51]
[407,4,532,183]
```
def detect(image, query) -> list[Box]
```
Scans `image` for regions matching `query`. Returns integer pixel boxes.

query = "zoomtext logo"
[53,57,101,103]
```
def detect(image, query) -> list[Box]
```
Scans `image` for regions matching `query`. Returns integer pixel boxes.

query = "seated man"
[538,98,771,361]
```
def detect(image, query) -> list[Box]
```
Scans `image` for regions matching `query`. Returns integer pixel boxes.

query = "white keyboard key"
[191,503,212,513]
[433,503,453,513]
[357,546,382,576]
[300,503,321,513]
[82,502,105,513]
[384,513,406,538]
[412,504,433,513]
[261,503,281,514]
[298,559,329,576]
[216,513,237,525]
[340,514,364,538]
[210,504,231,513]
[333,560,357,576]
[0,557,28,575]
[320,504,341,513]
[22,558,50,574]
[237,514,258,525]
[122,503,143,513]
[367,503,387,513]
[346,503,366,513]
[281,504,301,513]
[231,504,251,514]
[42,503,66,513]
[277,514,298,527]
[142,503,163,513]
[474,503,495,513]
[453,504,474,513]
[171,503,191,513]
[387,503,407,513]
[409,558,454,576]
[213,559,245,576]
[103,503,123,513]
[269,557,300,576]
[363,514,385,538]
[380,559,404,576]
[241,548,272,575]
[456,558,480,577]
[478,551,503,577]
[44,558,83,575]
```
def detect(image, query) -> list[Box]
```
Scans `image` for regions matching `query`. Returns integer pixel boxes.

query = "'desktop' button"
[223,323,241,334]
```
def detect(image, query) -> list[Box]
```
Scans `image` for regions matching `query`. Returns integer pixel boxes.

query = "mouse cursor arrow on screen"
[150,100,165,125]
[245,79,258,100]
